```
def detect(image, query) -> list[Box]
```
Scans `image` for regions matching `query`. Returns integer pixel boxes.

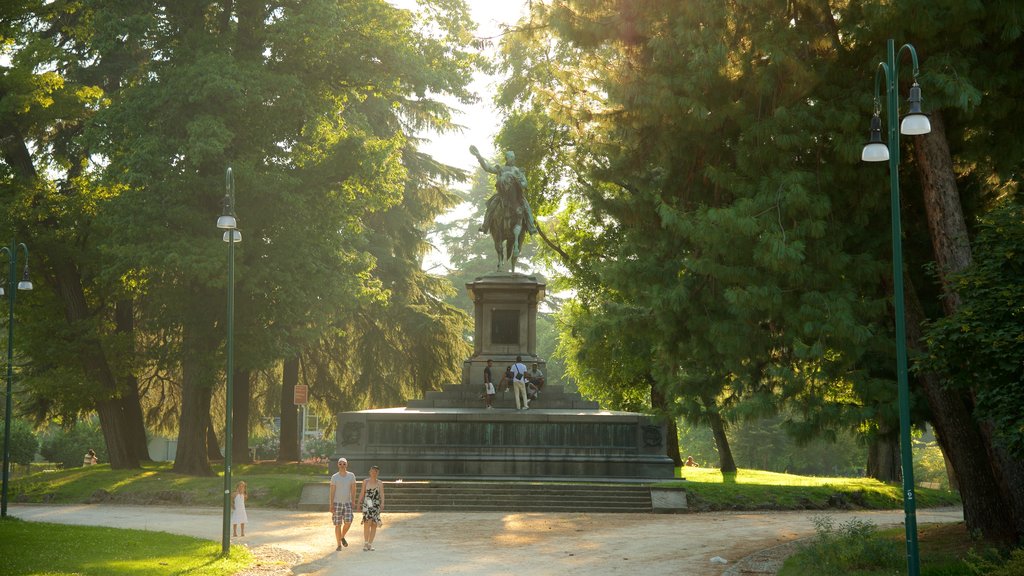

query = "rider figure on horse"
[471,146,538,235]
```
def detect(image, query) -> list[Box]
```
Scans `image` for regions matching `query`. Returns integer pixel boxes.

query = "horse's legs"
[493,234,504,270]
[512,223,522,257]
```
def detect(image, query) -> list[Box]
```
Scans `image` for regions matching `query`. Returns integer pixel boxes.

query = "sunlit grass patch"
[668,467,960,511]
[0,518,252,576]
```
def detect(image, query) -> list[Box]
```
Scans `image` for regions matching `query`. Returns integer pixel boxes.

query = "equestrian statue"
[470,145,537,273]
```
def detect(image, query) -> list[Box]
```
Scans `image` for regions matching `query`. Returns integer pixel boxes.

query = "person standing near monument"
[482,359,496,409]
[510,355,530,410]
[329,457,357,551]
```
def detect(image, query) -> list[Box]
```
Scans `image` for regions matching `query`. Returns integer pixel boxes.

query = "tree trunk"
[932,428,960,492]
[118,384,151,463]
[54,259,139,470]
[172,312,215,476]
[0,124,139,469]
[278,356,300,462]
[904,279,1017,542]
[911,112,971,314]
[866,432,900,482]
[232,368,251,464]
[650,383,681,466]
[707,410,736,473]
[115,299,151,462]
[911,112,1022,541]
[206,418,223,461]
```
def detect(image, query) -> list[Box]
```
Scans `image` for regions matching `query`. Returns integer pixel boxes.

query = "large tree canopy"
[492,0,1024,541]
[1,0,477,473]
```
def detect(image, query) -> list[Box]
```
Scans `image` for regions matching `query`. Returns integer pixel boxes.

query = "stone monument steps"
[301,481,662,513]
[385,481,647,508]
[406,384,599,410]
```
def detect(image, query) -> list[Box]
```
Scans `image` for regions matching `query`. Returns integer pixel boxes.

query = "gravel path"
[9,504,962,576]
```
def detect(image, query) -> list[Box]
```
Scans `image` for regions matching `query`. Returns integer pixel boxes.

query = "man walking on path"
[329,457,356,551]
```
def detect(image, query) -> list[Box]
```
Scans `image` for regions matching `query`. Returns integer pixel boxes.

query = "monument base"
[333,407,675,479]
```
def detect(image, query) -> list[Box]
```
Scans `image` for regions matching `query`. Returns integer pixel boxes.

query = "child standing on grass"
[232,481,248,537]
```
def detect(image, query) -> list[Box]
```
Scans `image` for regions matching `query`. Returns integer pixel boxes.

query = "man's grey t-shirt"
[330,471,356,504]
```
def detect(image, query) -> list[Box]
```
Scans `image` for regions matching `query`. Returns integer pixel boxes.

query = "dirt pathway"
[9,504,963,576]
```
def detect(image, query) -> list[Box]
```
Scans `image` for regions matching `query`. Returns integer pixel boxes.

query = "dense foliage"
[1,0,478,473]
[490,0,1024,541]
[921,201,1024,456]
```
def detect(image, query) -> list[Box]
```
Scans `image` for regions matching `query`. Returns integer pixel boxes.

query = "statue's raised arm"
[470,145,500,175]
[472,145,538,273]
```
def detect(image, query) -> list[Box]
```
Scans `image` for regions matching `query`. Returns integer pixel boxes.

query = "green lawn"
[0,517,253,576]
[779,521,1019,576]
[668,466,961,511]
[3,462,976,575]
[10,461,327,508]
[11,461,962,513]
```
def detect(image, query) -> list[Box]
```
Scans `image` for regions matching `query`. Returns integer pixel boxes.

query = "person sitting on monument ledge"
[528,363,545,396]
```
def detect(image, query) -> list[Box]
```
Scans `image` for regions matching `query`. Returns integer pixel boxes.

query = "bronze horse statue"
[489,174,529,272]
[471,146,536,273]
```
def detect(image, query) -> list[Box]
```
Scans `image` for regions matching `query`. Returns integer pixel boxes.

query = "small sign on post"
[293,384,308,405]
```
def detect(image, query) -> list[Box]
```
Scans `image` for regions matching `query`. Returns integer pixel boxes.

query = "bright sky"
[387,1,530,271]
[389,0,528,173]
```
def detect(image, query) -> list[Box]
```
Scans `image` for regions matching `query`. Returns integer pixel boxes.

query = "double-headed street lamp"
[861,39,932,576]
[0,240,32,518]
[217,167,241,555]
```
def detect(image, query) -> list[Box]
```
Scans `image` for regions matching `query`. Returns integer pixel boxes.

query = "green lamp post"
[861,39,932,576]
[217,167,241,555]
[0,240,31,518]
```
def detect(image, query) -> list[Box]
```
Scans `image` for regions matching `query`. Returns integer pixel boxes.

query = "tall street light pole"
[861,38,932,576]
[0,240,32,518]
[217,167,241,555]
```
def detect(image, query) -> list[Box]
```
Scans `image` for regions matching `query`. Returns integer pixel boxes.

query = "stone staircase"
[406,383,599,410]
[300,481,686,513]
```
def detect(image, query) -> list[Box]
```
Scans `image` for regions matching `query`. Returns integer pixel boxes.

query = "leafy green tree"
[1,0,147,469]
[3,0,479,475]
[921,201,1024,457]
[39,419,106,469]
[7,419,39,466]
[495,0,1024,542]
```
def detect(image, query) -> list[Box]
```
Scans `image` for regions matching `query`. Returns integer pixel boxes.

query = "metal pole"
[221,168,237,556]
[1,241,15,517]
[884,38,921,576]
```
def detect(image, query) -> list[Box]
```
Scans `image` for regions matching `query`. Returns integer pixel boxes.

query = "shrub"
[303,436,333,460]
[967,547,1024,576]
[39,419,106,468]
[251,433,279,461]
[8,419,39,465]
[786,515,903,572]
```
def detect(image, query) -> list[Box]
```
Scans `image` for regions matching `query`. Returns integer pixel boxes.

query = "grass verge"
[0,517,253,576]
[13,462,962,513]
[667,467,961,511]
[10,461,327,508]
[779,520,1022,576]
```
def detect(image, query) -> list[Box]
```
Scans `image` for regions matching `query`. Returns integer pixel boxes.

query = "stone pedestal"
[332,272,675,480]
[463,272,546,388]
[335,408,673,479]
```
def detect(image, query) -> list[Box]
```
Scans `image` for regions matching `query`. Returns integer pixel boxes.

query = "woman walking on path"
[231,481,248,537]
[358,465,385,551]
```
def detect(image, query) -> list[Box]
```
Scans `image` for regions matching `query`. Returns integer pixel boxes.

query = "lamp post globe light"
[0,240,31,518]
[861,39,931,576]
[218,167,241,555]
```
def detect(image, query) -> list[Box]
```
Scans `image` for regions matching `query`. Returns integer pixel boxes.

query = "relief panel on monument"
[490,309,520,345]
